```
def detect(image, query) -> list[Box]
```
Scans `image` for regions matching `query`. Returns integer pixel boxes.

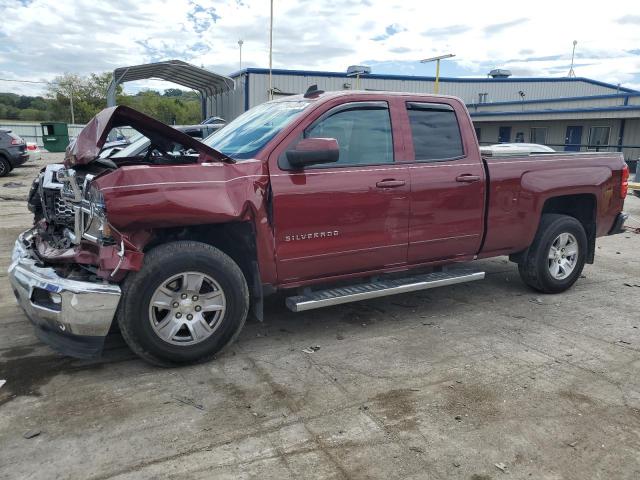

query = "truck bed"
[480,151,626,258]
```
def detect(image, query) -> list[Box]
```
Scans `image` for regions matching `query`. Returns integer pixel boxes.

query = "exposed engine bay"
[28,162,112,244]
[22,105,230,281]
[23,161,136,283]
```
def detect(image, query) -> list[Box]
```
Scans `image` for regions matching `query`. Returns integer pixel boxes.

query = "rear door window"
[406,102,464,161]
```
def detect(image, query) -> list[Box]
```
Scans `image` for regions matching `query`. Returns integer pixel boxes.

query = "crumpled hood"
[64,105,228,167]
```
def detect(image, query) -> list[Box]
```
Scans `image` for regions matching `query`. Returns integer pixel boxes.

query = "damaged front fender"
[93,160,269,231]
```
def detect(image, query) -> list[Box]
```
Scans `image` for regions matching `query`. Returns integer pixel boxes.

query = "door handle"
[455,174,481,183]
[376,179,406,188]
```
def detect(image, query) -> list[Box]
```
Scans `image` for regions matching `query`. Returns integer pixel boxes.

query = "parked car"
[200,116,226,126]
[0,128,29,176]
[9,93,628,365]
[481,143,556,155]
[26,142,42,162]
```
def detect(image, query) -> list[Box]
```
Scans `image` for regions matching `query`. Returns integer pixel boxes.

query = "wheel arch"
[144,222,266,321]
[511,193,597,264]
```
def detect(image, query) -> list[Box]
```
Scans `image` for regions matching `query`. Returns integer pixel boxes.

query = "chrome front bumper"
[8,230,121,357]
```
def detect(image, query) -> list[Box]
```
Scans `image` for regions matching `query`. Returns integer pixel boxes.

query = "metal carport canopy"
[106,59,234,109]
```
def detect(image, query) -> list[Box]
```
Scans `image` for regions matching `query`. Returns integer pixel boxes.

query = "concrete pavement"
[1,154,639,479]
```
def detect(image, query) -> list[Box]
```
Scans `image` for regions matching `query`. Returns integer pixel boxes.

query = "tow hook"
[110,240,125,278]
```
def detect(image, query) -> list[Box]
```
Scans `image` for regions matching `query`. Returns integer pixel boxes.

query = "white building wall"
[245,71,625,108]
[209,76,246,121]
[473,119,637,159]
[621,118,640,163]
[471,95,637,113]
[471,108,640,122]
[215,69,640,164]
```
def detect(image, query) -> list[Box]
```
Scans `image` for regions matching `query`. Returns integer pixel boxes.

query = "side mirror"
[286,138,339,169]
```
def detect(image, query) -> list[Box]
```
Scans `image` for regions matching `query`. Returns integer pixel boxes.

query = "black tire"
[0,157,10,177]
[118,240,249,366]
[518,214,587,294]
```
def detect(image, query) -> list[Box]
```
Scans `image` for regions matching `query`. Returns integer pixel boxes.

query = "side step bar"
[286,269,485,312]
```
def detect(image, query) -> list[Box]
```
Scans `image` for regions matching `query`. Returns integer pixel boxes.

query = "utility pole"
[238,39,244,70]
[420,53,455,95]
[568,40,577,78]
[268,0,273,100]
[69,88,75,124]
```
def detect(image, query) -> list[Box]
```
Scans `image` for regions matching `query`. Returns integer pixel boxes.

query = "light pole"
[238,39,244,70]
[420,53,455,94]
[346,65,371,89]
[69,89,75,124]
[268,0,273,100]
[518,90,526,111]
[568,40,577,78]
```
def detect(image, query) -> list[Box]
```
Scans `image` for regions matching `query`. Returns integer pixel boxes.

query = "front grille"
[54,196,74,220]
[41,186,74,226]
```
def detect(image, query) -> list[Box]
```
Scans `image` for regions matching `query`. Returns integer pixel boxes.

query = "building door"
[270,101,410,283]
[564,126,583,151]
[498,126,511,143]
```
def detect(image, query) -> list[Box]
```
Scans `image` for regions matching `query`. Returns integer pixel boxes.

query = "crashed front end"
[8,105,240,358]
[8,164,137,357]
[9,230,121,357]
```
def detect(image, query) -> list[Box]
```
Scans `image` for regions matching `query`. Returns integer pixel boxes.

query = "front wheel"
[518,214,587,294]
[118,241,249,366]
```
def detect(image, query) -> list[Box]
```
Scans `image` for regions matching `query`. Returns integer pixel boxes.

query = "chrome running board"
[286,269,485,312]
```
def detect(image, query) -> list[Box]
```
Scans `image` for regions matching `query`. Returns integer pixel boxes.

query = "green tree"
[18,108,49,121]
[163,88,184,97]
[2,70,203,124]
[46,73,86,123]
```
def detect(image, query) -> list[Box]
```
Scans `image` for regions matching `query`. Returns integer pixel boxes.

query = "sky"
[1,0,640,96]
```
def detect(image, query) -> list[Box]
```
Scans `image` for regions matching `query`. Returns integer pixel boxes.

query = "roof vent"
[488,69,512,79]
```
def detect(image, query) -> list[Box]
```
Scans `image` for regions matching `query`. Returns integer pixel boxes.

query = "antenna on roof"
[568,40,577,78]
[304,84,324,98]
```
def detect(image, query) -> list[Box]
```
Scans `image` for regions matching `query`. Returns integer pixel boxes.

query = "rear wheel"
[118,241,249,366]
[0,157,10,177]
[518,214,587,294]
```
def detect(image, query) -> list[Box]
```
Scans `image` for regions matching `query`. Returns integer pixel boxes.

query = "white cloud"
[1,0,639,95]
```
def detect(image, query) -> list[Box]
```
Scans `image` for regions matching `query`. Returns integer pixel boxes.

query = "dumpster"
[40,122,69,152]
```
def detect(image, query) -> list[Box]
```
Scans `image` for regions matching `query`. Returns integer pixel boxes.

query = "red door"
[269,100,410,283]
[401,100,486,263]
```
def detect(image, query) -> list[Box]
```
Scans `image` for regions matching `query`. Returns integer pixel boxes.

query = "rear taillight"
[8,132,24,145]
[27,144,37,151]
[621,164,629,198]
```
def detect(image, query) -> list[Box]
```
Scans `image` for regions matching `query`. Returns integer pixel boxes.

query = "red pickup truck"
[9,89,629,365]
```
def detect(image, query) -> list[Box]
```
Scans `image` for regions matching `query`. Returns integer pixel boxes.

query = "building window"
[530,127,547,144]
[498,126,511,143]
[406,102,464,161]
[515,132,525,143]
[475,127,481,142]
[588,126,610,151]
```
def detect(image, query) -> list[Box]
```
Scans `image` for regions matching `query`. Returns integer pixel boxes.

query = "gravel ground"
[1,153,639,480]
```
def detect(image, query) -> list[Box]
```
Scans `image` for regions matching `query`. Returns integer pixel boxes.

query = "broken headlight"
[81,182,114,244]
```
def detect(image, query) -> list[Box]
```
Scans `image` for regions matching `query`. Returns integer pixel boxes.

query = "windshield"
[203,100,309,160]
[110,133,148,158]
